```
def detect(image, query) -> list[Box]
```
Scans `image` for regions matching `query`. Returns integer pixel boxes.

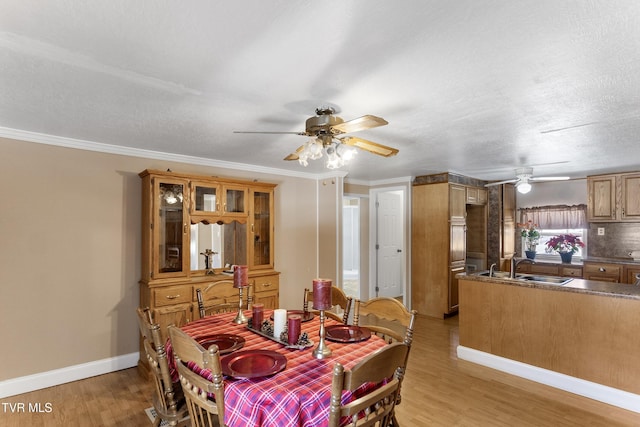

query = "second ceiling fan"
[234,107,398,169]
[485,167,570,194]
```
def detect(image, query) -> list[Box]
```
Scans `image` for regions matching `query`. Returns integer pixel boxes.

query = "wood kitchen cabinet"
[587,172,640,222]
[138,169,280,374]
[412,180,467,318]
[466,186,487,205]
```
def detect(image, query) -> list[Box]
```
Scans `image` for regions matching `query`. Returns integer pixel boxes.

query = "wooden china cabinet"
[138,169,279,356]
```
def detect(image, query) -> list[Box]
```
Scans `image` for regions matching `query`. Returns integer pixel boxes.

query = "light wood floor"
[3,315,639,426]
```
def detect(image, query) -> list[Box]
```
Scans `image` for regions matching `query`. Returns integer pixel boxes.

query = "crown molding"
[345,176,413,186]
[0,126,411,184]
[0,126,321,179]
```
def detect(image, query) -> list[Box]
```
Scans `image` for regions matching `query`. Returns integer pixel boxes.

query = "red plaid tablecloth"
[166,310,387,427]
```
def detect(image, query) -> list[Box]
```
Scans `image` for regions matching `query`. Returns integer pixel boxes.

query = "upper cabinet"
[190,181,248,221]
[621,173,640,221]
[140,169,277,282]
[587,172,640,222]
[465,186,487,205]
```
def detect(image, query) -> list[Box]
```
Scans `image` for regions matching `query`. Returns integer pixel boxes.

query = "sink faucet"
[510,256,535,278]
[489,263,497,277]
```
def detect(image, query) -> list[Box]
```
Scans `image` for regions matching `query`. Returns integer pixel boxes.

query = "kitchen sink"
[515,274,573,285]
[475,271,573,285]
[477,271,510,278]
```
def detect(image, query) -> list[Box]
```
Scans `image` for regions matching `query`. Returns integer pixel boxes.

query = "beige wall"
[318,177,342,281]
[0,137,319,381]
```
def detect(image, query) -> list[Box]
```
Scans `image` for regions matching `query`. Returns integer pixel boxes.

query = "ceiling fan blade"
[530,176,570,181]
[341,136,398,157]
[331,115,388,134]
[234,131,308,135]
[283,145,306,161]
[485,179,518,187]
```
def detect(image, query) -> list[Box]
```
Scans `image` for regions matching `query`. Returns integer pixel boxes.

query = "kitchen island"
[457,273,640,413]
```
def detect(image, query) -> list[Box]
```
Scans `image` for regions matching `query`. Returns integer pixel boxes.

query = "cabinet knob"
[599,267,606,272]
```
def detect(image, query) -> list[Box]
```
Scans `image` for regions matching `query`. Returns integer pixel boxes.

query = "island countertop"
[457,272,640,300]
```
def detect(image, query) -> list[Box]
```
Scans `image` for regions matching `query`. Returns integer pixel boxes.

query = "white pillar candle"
[273,309,287,341]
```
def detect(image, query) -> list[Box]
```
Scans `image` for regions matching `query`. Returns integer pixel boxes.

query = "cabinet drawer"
[529,264,559,275]
[153,285,193,307]
[583,263,622,282]
[625,266,640,284]
[584,263,622,276]
[252,275,279,294]
[559,266,583,277]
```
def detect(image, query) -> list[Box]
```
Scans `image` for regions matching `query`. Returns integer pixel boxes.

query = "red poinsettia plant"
[545,233,585,254]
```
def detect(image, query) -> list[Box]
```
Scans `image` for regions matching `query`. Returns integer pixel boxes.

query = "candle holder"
[232,286,249,324]
[232,265,249,324]
[312,310,332,359]
[312,278,333,359]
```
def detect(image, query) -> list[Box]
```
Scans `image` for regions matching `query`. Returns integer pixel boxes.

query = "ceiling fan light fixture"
[517,181,532,194]
[308,138,323,160]
[336,142,357,162]
[325,143,344,169]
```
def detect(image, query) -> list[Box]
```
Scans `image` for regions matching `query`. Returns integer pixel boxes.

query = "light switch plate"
[597,227,605,236]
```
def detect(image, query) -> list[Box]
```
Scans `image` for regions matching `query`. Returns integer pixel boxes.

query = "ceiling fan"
[233,107,398,169]
[484,167,570,194]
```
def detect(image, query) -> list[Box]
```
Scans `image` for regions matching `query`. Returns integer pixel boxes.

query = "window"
[519,204,587,262]
[522,228,587,261]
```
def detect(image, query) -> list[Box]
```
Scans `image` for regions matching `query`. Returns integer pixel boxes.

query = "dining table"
[166,309,388,427]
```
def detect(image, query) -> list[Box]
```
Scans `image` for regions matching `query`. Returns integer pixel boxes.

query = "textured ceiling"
[1,1,640,183]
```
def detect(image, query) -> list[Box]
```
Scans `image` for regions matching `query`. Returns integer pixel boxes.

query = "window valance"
[518,204,587,229]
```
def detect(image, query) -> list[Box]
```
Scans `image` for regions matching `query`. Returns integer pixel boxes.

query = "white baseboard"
[457,345,640,414]
[0,352,139,399]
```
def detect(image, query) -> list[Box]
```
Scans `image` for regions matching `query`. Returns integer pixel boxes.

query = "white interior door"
[375,190,404,298]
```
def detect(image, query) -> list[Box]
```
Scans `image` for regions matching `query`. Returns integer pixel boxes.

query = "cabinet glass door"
[224,185,247,215]
[155,179,189,277]
[251,189,273,268]
[192,182,221,215]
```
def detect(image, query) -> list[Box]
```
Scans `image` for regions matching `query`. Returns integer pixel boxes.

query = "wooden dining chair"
[352,297,418,425]
[303,286,353,324]
[196,280,253,319]
[196,289,236,318]
[328,342,409,427]
[353,297,417,346]
[136,308,189,427]
[168,325,226,427]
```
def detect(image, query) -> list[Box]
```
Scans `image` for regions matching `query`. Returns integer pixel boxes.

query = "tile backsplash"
[588,223,640,259]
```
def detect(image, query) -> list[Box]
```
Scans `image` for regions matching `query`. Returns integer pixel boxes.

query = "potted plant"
[518,220,540,259]
[546,233,585,263]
